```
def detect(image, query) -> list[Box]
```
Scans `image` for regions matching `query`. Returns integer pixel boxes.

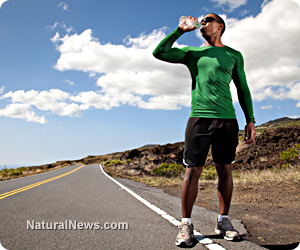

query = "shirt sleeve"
[232,52,255,123]
[152,27,186,63]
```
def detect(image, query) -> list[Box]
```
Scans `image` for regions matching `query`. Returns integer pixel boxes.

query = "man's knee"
[215,163,232,178]
[184,166,203,182]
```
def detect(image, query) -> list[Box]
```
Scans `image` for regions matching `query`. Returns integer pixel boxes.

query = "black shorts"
[183,117,239,167]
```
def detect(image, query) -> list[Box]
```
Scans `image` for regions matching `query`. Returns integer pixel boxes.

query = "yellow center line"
[0,165,85,200]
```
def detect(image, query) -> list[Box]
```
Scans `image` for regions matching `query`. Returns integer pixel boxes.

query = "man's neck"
[203,37,224,47]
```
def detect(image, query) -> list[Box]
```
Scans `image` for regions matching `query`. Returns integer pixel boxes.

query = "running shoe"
[215,217,240,241]
[175,222,194,246]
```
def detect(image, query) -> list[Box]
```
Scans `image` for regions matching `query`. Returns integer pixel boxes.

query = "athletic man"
[153,13,256,246]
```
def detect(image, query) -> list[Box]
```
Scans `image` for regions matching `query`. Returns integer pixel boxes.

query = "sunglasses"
[200,17,221,24]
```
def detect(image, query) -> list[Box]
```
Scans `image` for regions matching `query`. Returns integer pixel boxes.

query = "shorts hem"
[183,159,205,167]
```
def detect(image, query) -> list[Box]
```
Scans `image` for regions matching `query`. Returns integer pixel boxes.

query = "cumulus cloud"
[0,89,112,123]
[210,0,247,12]
[0,103,47,124]
[52,27,191,110]
[1,89,84,117]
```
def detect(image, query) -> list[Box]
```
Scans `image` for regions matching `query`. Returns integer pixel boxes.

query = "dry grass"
[233,167,300,187]
[131,175,183,187]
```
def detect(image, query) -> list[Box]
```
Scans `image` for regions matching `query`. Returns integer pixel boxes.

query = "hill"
[255,116,300,131]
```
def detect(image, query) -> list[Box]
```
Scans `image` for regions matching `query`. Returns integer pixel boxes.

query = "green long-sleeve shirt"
[153,27,254,123]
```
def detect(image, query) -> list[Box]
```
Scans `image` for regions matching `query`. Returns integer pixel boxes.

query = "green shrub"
[200,165,217,180]
[104,160,126,167]
[1,167,8,174]
[10,169,23,176]
[153,163,185,178]
[280,144,300,167]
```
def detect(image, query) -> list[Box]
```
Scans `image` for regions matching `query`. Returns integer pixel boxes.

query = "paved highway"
[0,164,266,249]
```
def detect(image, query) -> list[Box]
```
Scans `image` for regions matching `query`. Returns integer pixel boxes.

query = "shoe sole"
[175,239,193,246]
[215,228,239,241]
[175,235,194,246]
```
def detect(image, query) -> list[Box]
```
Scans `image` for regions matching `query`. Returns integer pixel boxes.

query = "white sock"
[218,215,229,222]
[181,218,192,225]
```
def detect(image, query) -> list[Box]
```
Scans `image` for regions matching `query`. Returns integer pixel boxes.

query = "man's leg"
[181,166,203,218]
[215,163,239,240]
[215,163,233,215]
[176,166,203,246]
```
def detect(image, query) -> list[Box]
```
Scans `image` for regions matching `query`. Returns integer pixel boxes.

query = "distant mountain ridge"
[256,117,300,130]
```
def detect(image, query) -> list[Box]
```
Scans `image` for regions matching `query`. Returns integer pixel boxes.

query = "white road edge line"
[99,164,227,250]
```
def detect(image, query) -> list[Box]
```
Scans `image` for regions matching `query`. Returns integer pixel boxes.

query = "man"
[153,13,255,246]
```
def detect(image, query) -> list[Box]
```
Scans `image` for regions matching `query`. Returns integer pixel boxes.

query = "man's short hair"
[211,13,226,36]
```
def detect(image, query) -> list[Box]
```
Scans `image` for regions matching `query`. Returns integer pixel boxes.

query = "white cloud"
[0,89,140,123]
[261,105,272,110]
[64,79,75,86]
[50,32,60,43]
[290,115,300,118]
[0,0,8,9]
[0,103,47,124]
[0,86,4,94]
[47,22,73,34]
[58,2,69,11]
[1,89,84,117]
[210,0,247,12]
[52,27,191,111]
[240,9,249,16]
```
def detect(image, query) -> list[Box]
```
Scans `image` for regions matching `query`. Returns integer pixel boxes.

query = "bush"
[200,165,217,180]
[10,169,23,176]
[104,160,126,167]
[280,144,300,167]
[153,163,185,178]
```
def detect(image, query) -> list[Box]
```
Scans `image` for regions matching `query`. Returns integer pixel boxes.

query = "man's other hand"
[244,122,256,144]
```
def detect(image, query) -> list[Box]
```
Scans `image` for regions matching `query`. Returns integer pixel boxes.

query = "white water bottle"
[179,16,201,29]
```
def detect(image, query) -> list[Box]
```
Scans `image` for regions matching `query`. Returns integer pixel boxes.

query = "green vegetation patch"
[104,159,131,167]
[200,165,217,180]
[153,163,185,178]
[280,143,300,168]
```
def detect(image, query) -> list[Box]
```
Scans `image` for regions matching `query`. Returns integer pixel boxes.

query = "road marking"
[99,164,227,250]
[0,165,85,200]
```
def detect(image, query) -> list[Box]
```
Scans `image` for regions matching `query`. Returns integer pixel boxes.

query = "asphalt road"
[0,164,266,250]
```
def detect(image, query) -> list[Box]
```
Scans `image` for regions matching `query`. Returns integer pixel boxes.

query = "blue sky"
[0,0,299,167]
